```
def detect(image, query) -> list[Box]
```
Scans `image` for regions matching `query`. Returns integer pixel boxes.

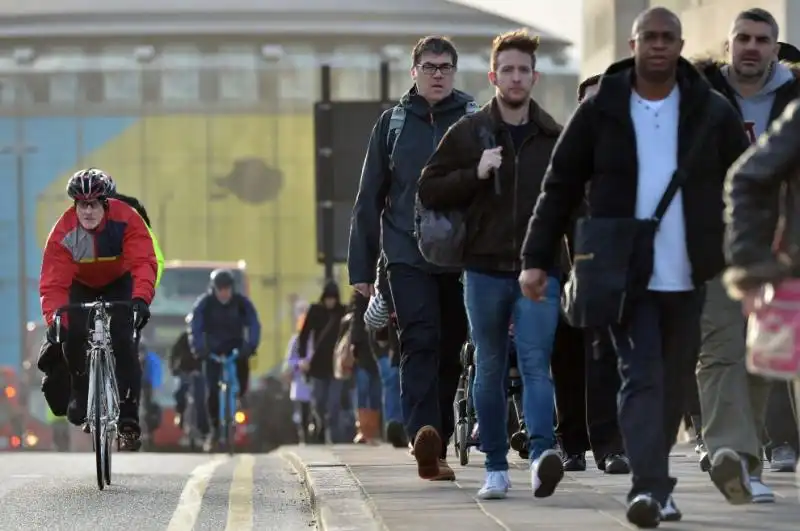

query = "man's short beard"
[497,91,530,109]
[733,63,769,82]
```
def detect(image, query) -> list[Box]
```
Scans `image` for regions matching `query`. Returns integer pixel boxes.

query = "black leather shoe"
[562,453,587,472]
[604,454,631,474]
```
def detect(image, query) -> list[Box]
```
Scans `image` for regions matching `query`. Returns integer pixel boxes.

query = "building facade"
[582,0,800,78]
[1,0,577,373]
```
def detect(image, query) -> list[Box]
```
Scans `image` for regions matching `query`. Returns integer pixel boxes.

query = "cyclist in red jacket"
[39,168,158,451]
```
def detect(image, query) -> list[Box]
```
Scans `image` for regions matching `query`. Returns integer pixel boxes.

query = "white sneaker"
[477,470,510,500]
[531,449,564,498]
[750,477,775,504]
[661,495,682,522]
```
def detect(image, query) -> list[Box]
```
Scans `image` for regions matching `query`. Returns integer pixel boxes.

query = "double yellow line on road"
[166,454,256,531]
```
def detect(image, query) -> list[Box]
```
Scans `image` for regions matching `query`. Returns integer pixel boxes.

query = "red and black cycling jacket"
[39,198,158,326]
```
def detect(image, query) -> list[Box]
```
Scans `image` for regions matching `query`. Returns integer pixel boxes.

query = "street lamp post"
[2,119,38,372]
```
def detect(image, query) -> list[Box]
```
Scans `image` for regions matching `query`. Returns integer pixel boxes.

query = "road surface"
[0,452,316,531]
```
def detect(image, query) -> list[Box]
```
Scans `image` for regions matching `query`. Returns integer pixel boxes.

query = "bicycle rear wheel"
[93,357,104,491]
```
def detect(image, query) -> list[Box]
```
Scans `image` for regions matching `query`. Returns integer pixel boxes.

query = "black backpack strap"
[651,104,719,224]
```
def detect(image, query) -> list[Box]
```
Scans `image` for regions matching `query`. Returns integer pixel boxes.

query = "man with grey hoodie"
[693,7,800,505]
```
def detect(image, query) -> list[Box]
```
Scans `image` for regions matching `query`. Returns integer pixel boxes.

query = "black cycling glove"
[131,298,150,329]
[46,321,67,345]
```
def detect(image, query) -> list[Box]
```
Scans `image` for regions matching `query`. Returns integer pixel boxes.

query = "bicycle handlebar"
[53,299,139,344]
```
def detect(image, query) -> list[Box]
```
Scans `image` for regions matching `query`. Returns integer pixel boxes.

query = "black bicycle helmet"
[210,269,235,290]
[67,168,109,202]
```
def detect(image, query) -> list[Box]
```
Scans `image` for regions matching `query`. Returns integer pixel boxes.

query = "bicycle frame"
[54,298,139,490]
[208,349,240,451]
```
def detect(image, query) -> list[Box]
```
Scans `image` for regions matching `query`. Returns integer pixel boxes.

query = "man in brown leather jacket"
[419,29,564,501]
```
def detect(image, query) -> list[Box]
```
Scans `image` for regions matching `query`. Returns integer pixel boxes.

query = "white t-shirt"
[630,86,693,292]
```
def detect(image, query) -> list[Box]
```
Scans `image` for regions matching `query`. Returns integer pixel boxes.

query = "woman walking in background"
[347,290,382,445]
[284,307,314,443]
[297,281,347,443]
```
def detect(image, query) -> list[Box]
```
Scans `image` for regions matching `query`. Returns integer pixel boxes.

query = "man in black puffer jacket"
[519,7,749,524]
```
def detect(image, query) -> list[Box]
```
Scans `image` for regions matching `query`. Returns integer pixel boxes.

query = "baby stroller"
[453,334,528,466]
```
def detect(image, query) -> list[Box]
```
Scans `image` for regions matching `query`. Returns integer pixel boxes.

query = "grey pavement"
[281,443,800,531]
[0,451,316,531]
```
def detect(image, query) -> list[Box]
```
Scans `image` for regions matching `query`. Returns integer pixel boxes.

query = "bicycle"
[55,299,140,491]
[207,349,241,456]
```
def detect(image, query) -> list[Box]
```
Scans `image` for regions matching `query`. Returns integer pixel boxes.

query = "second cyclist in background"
[38,168,157,451]
[189,269,262,451]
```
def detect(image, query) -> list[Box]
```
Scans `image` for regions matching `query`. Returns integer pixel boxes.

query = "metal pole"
[271,59,282,373]
[320,64,334,281]
[16,147,26,371]
[379,60,390,102]
[6,115,36,372]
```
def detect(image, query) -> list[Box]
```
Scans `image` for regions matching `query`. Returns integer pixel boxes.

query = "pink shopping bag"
[746,279,800,380]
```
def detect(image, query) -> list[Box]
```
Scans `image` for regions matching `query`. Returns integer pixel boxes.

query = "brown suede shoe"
[429,459,456,481]
[413,425,441,479]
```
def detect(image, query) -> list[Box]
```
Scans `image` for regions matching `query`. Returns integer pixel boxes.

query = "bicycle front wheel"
[93,357,104,491]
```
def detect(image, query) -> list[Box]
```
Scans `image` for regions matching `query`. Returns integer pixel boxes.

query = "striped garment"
[364,292,390,330]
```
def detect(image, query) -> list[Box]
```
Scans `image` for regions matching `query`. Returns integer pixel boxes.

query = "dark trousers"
[607,289,703,505]
[65,273,141,423]
[766,382,799,452]
[175,371,210,435]
[311,377,345,443]
[388,264,468,458]
[294,401,312,443]
[552,316,623,465]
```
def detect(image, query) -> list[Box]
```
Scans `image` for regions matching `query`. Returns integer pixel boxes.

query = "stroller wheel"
[510,430,528,453]
[458,422,470,466]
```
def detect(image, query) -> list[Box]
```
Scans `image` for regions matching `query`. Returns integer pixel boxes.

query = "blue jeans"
[311,377,344,443]
[464,270,560,470]
[377,355,402,424]
[354,367,382,410]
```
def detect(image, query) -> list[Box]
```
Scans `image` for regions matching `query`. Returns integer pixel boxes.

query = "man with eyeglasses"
[348,36,476,481]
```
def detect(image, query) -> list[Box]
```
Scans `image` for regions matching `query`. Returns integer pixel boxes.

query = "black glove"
[46,322,67,345]
[131,298,150,329]
[240,344,256,359]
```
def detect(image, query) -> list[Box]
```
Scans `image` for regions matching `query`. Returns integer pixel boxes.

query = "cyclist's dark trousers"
[64,273,141,424]
[176,371,210,435]
[204,357,249,431]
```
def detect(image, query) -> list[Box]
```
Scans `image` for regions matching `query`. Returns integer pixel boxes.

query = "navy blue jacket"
[347,86,476,284]
[189,292,261,356]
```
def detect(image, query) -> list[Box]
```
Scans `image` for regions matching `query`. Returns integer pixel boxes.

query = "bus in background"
[145,260,253,450]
